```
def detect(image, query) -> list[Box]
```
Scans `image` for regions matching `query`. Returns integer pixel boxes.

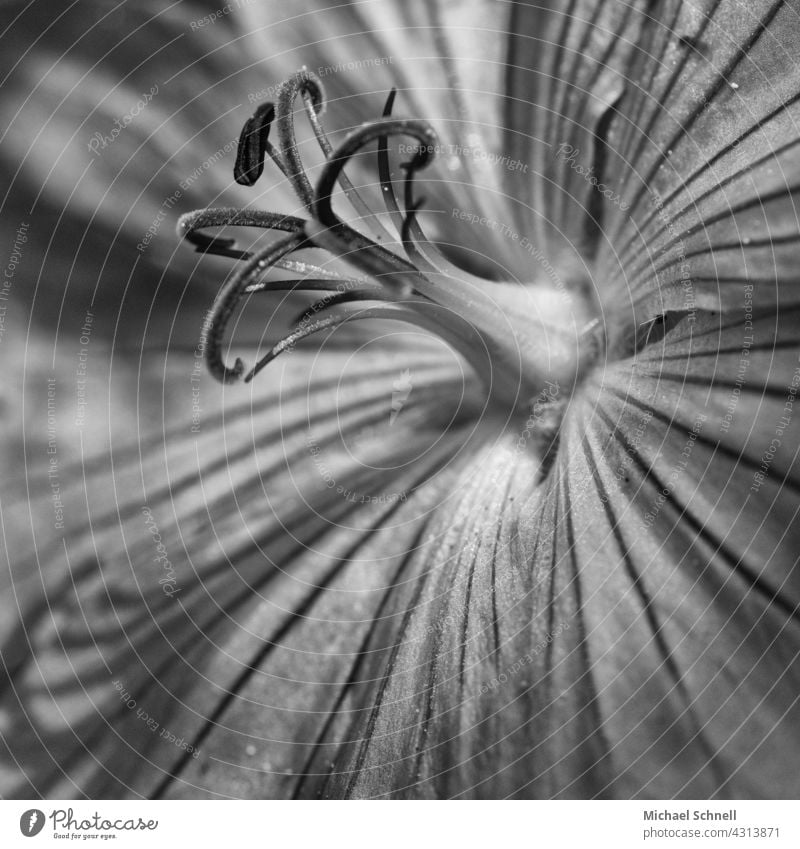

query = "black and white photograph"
[0,0,799,842]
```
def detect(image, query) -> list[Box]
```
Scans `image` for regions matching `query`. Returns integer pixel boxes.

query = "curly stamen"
[303,117,441,294]
[206,231,309,382]
[299,78,394,242]
[376,90,444,274]
[376,90,404,227]
[397,164,440,274]
[180,71,600,421]
[275,70,326,209]
[178,208,305,260]
[270,258,347,280]
[244,301,494,386]
[310,120,506,313]
[290,286,394,327]
[377,89,486,280]
[244,277,374,295]
[311,117,436,229]
[303,220,423,298]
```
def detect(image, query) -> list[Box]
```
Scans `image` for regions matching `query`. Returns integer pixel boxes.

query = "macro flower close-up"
[1,0,799,807]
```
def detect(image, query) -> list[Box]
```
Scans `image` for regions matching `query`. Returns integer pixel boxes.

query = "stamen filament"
[244,278,376,295]
[178,208,305,260]
[290,287,394,327]
[300,83,395,244]
[206,231,308,382]
[275,70,326,208]
[244,301,495,389]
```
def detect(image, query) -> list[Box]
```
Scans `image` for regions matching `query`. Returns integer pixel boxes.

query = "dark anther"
[234,102,278,187]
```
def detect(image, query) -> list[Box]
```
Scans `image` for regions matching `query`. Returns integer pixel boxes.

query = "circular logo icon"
[19,810,45,837]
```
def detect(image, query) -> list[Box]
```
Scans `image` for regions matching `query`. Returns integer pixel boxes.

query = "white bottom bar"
[1,800,798,848]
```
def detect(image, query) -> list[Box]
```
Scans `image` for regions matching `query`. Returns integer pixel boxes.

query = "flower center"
[179,70,603,449]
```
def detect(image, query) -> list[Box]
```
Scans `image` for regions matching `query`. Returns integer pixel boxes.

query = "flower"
[1,0,799,800]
